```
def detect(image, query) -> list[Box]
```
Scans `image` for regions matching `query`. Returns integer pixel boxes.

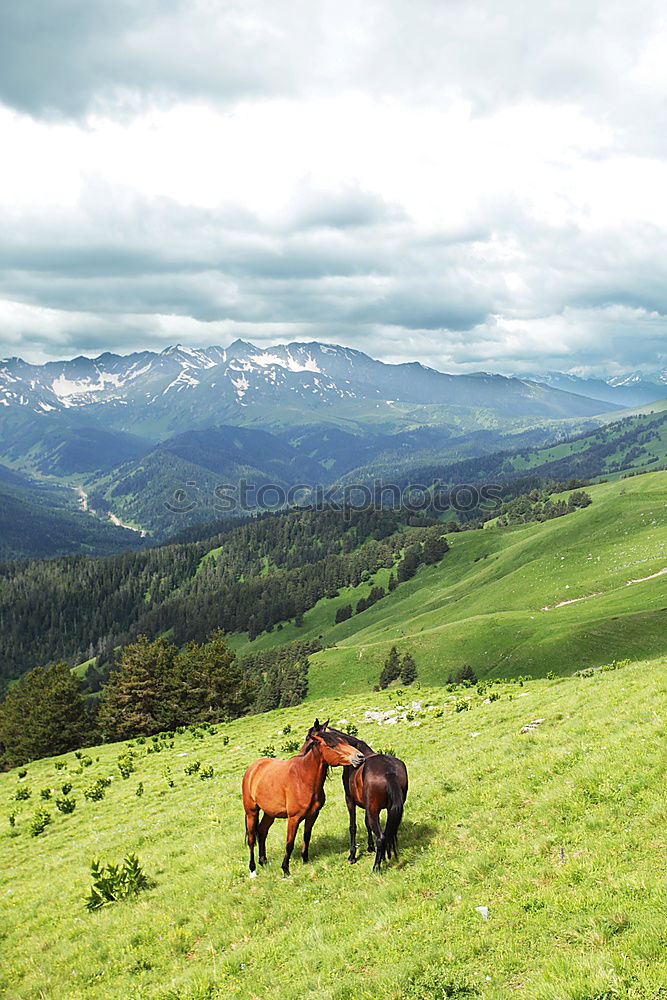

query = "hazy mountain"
[520,371,666,408]
[1,341,617,443]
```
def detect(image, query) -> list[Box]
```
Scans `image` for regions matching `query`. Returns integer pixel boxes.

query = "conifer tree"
[399,652,418,685]
[97,635,179,740]
[379,646,401,688]
[0,663,92,767]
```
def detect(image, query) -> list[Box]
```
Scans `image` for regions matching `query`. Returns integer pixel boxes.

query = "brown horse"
[327,727,409,872]
[242,718,365,877]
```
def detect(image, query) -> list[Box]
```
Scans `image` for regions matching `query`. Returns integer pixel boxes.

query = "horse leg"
[301,808,320,863]
[364,810,375,853]
[281,815,301,877]
[245,805,260,877]
[257,812,274,866]
[366,808,386,872]
[346,795,358,864]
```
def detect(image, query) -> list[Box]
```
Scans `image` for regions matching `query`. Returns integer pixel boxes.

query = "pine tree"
[379,646,401,689]
[399,652,418,685]
[175,630,255,723]
[97,636,179,740]
[0,663,92,767]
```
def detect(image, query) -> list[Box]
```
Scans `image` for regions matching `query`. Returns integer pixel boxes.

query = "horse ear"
[313,718,320,730]
[323,718,330,729]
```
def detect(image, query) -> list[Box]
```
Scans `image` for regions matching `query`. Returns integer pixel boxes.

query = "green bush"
[54,761,65,771]
[199,765,214,779]
[135,782,144,797]
[117,752,135,779]
[40,788,52,800]
[280,739,301,754]
[55,796,76,814]
[261,745,276,758]
[18,769,28,779]
[15,787,31,801]
[84,778,110,801]
[184,760,201,775]
[455,698,471,713]
[30,808,52,836]
[61,782,73,795]
[85,854,151,911]
[163,766,174,788]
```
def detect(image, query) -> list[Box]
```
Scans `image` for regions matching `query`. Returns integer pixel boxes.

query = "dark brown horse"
[327,727,408,872]
[242,718,365,877]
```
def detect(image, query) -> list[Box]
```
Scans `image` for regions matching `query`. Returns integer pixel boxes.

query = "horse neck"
[297,744,329,791]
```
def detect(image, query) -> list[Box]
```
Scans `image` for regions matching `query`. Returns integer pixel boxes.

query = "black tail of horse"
[384,771,405,860]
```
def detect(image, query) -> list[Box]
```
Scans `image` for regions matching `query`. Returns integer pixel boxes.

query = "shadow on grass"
[310,818,438,864]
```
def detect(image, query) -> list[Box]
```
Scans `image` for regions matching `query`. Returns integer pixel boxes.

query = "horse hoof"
[249,870,257,879]
[282,869,290,878]
[348,856,358,865]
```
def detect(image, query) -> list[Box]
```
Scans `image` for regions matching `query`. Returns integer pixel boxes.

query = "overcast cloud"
[0,0,666,375]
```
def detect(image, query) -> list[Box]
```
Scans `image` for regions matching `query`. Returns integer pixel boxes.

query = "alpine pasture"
[2,471,667,999]
[2,657,666,1000]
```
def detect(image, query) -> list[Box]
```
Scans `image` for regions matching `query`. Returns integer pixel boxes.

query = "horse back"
[242,758,292,818]
[348,753,408,809]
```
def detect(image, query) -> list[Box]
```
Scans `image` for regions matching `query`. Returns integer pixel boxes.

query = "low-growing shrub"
[135,782,144,797]
[455,698,471,713]
[15,787,31,801]
[55,796,76,814]
[40,788,52,800]
[199,765,214,780]
[84,778,110,801]
[85,854,151,911]
[117,753,135,779]
[54,761,65,771]
[375,746,396,757]
[488,691,500,703]
[261,745,276,758]
[184,760,201,775]
[280,739,301,754]
[8,811,16,827]
[17,768,27,779]
[61,782,73,795]
[30,808,52,836]
[163,767,174,788]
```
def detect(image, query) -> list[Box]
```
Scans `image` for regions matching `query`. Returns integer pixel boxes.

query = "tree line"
[0,631,317,767]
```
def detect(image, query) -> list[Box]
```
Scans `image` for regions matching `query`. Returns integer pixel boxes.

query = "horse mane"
[325,727,374,757]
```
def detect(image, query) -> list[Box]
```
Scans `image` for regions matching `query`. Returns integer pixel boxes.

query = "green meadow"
[2,657,666,1000]
[231,472,667,698]
[2,471,667,999]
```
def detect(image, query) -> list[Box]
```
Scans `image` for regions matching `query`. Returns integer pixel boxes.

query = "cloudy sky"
[1,0,666,376]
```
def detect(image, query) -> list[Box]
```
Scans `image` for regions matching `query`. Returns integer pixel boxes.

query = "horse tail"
[384,771,405,860]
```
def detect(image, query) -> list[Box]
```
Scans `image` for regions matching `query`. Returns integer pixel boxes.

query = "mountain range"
[1,340,625,435]
[1,339,665,554]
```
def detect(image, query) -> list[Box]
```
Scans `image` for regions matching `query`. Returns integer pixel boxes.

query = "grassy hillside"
[231,472,667,697]
[2,656,665,1000]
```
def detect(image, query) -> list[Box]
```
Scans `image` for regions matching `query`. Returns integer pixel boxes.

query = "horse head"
[306,719,365,768]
